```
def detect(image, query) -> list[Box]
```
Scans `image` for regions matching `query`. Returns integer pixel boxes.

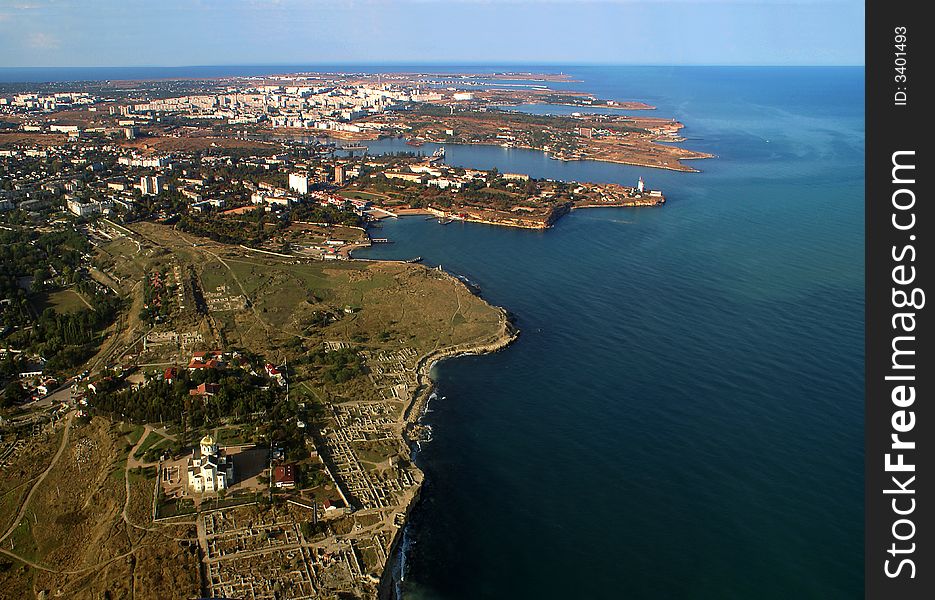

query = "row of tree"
[91,370,279,426]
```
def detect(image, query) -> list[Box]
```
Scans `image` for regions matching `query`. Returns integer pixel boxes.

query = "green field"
[33,288,92,315]
[199,261,235,295]
[338,190,389,201]
[123,423,146,445]
[7,510,39,562]
[133,430,169,460]
[127,220,507,383]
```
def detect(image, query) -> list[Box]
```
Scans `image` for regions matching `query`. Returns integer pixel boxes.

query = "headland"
[0,68,699,598]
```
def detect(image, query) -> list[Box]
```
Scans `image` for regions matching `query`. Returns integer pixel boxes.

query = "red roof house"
[273,464,297,489]
[189,382,221,397]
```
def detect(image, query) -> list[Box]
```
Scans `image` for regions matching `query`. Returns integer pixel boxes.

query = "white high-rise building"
[140,175,164,196]
[288,172,310,195]
[637,176,645,193]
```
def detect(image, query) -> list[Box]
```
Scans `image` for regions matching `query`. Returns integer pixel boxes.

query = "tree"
[31,267,51,292]
[2,381,26,408]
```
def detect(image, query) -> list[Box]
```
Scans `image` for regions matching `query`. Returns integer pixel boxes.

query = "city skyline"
[1,0,865,68]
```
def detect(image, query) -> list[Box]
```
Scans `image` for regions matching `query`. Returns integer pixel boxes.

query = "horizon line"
[0,62,865,70]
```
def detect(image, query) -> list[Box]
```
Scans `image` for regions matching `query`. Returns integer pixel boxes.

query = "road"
[25,381,73,409]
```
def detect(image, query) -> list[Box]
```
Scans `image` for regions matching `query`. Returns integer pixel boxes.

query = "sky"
[0,0,864,67]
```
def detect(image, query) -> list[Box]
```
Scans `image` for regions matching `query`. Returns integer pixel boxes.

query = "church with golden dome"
[186,434,234,493]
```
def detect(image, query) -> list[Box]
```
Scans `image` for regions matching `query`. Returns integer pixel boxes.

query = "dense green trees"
[1,227,121,378]
[298,347,365,385]
[1,228,90,328]
[31,282,122,373]
[178,202,361,246]
[91,369,278,426]
[0,352,25,380]
[178,212,268,245]
[2,381,27,408]
[288,203,362,227]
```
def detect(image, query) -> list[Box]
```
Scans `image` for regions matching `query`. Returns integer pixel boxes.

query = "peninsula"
[1,70,712,172]
[0,69,706,598]
[1,218,515,598]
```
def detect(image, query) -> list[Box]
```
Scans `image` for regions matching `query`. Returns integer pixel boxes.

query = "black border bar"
[866,1,931,598]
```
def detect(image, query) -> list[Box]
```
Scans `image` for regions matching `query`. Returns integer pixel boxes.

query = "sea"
[355,66,865,599]
[3,64,864,598]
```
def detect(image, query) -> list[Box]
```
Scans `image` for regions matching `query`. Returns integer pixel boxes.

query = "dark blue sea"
[354,66,865,599]
[4,63,862,597]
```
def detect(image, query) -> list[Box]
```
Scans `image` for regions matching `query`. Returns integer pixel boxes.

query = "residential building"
[288,172,310,195]
[189,382,221,397]
[273,464,297,489]
[140,175,164,196]
[67,198,103,217]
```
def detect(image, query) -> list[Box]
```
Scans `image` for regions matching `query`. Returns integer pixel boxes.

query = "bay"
[355,66,864,600]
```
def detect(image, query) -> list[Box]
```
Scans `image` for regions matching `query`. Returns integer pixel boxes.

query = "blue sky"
[0,0,864,67]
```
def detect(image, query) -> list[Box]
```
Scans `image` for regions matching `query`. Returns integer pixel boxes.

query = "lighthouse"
[637,176,645,193]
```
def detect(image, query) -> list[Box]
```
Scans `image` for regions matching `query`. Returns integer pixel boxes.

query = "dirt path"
[123,425,154,522]
[0,411,74,544]
[88,281,148,375]
[121,427,195,537]
[70,287,94,310]
[0,539,155,575]
[0,417,197,576]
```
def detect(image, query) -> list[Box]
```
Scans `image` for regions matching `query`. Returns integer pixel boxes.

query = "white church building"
[187,435,234,493]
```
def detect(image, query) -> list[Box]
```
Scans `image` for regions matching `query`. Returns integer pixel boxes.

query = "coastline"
[399,138,711,173]
[360,191,659,600]
[375,268,519,599]
[251,130,711,172]
[360,197,664,236]
[494,101,657,111]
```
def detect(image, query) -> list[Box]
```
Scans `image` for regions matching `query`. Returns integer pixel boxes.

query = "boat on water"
[341,143,367,151]
[431,146,446,159]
